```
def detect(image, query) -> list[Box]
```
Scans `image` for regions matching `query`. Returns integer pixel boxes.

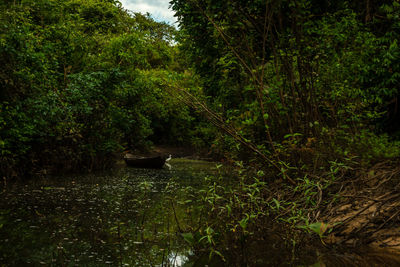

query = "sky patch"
[119,0,177,25]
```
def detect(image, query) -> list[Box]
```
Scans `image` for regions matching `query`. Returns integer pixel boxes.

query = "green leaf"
[239,216,248,229]
[272,198,280,210]
[182,232,195,245]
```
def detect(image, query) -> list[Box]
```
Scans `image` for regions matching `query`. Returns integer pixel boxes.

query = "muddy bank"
[321,162,400,252]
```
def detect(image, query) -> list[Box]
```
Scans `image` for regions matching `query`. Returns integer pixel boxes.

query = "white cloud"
[119,0,177,25]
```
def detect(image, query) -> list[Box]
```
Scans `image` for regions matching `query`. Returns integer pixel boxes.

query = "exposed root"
[322,162,400,251]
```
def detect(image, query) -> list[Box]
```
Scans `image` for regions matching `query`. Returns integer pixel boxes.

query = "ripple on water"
[2,160,397,266]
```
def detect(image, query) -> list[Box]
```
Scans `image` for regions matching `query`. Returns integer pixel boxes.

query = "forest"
[1,0,400,265]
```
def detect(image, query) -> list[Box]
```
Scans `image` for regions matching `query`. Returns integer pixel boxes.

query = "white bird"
[165,154,172,170]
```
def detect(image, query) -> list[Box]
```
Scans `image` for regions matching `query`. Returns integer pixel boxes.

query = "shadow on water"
[0,159,218,266]
[0,158,400,266]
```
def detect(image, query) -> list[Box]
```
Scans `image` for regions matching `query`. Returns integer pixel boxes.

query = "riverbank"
[2,152,400,265]
[132,147,400,254]
[322,161,400,252]
[123,145,218,161]
[186,156,400,265]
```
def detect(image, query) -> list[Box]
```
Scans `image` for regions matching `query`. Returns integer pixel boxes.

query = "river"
[0,159,399,266]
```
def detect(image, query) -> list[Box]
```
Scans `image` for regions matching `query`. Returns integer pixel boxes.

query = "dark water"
[1,159,400,266]
[0,159,215,266]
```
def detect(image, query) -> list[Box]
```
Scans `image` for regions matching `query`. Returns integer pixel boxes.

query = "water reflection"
[0,159,215,266]
[168,251,189,266]
[0,159,399,266]
[310,248,400,267]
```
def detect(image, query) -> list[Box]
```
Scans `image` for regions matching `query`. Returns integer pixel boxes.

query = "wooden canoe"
[124,155,166,169]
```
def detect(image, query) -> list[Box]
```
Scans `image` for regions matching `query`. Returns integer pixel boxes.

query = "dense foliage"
[171,0,400,167]
[1,0,400,263]
[0,0,207,178]
[170,0,400,258]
